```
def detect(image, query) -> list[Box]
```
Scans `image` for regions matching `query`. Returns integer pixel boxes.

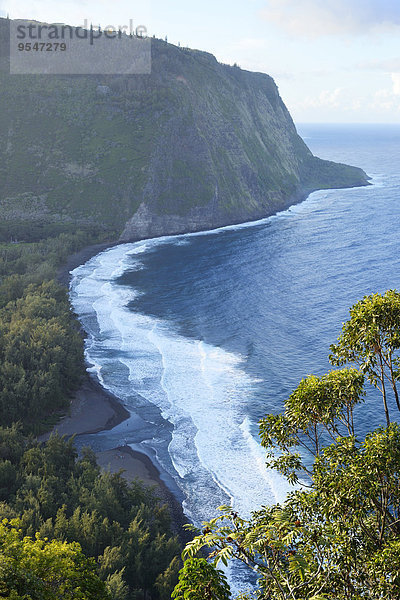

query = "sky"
[1,0,400,123]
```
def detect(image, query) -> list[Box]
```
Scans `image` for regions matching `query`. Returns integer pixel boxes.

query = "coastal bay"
[66,124,400,532]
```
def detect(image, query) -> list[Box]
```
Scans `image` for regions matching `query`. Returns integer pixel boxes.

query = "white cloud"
[351,99,362,110]
[358,58,400,71]
[261,0,400,37]
[301,88,344,109]
[391,73,400,95]
[370,74,400,110]
[295,86,388,115]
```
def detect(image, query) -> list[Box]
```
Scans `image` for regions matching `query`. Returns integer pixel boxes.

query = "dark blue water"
[71,124,400,529]
[121,124,400,425]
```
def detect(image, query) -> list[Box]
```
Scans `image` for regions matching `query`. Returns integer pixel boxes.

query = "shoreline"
[54,240,190,538]
[54,184,374,531]
[96,445,191,543]
[39,374,130,441]
[52,198,339,528]
[57,240,118,287]
[42,370,190,538]
[57,177,372,290]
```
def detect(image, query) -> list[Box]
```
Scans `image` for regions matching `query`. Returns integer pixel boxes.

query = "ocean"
[70,123,400,529]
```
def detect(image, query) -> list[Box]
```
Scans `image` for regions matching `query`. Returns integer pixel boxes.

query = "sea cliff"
[0,18,369,243]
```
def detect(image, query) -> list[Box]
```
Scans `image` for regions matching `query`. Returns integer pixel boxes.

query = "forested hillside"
[0,430,180,598]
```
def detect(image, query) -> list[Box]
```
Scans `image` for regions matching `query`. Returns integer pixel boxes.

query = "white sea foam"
[70,231,295,524]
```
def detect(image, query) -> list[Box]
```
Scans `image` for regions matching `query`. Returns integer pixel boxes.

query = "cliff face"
[0,19,369,242]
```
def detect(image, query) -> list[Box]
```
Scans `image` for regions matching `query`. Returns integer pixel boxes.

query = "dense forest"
[0,228,102,432]
[0,228,182,599]
[0,431,180,599]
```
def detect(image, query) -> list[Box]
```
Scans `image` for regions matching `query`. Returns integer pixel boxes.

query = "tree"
[0,519,110,599]
[172,557,231,600]
[330,290,400,426]
[155,556,181,599]
[173,291,400,599]
[260,368,365,483]
[0,431,182,600]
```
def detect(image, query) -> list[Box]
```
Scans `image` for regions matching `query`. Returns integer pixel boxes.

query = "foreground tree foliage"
[0,431,180,599]
[0,519,109,599]
[174,291,400,599]
[330,289,400,425]
[172,557,231,600]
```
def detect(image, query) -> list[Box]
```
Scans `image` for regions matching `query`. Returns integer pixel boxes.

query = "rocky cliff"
[0,18,369,243]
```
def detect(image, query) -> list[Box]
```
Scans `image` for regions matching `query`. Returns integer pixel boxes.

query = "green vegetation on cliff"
[0,18,368,243]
